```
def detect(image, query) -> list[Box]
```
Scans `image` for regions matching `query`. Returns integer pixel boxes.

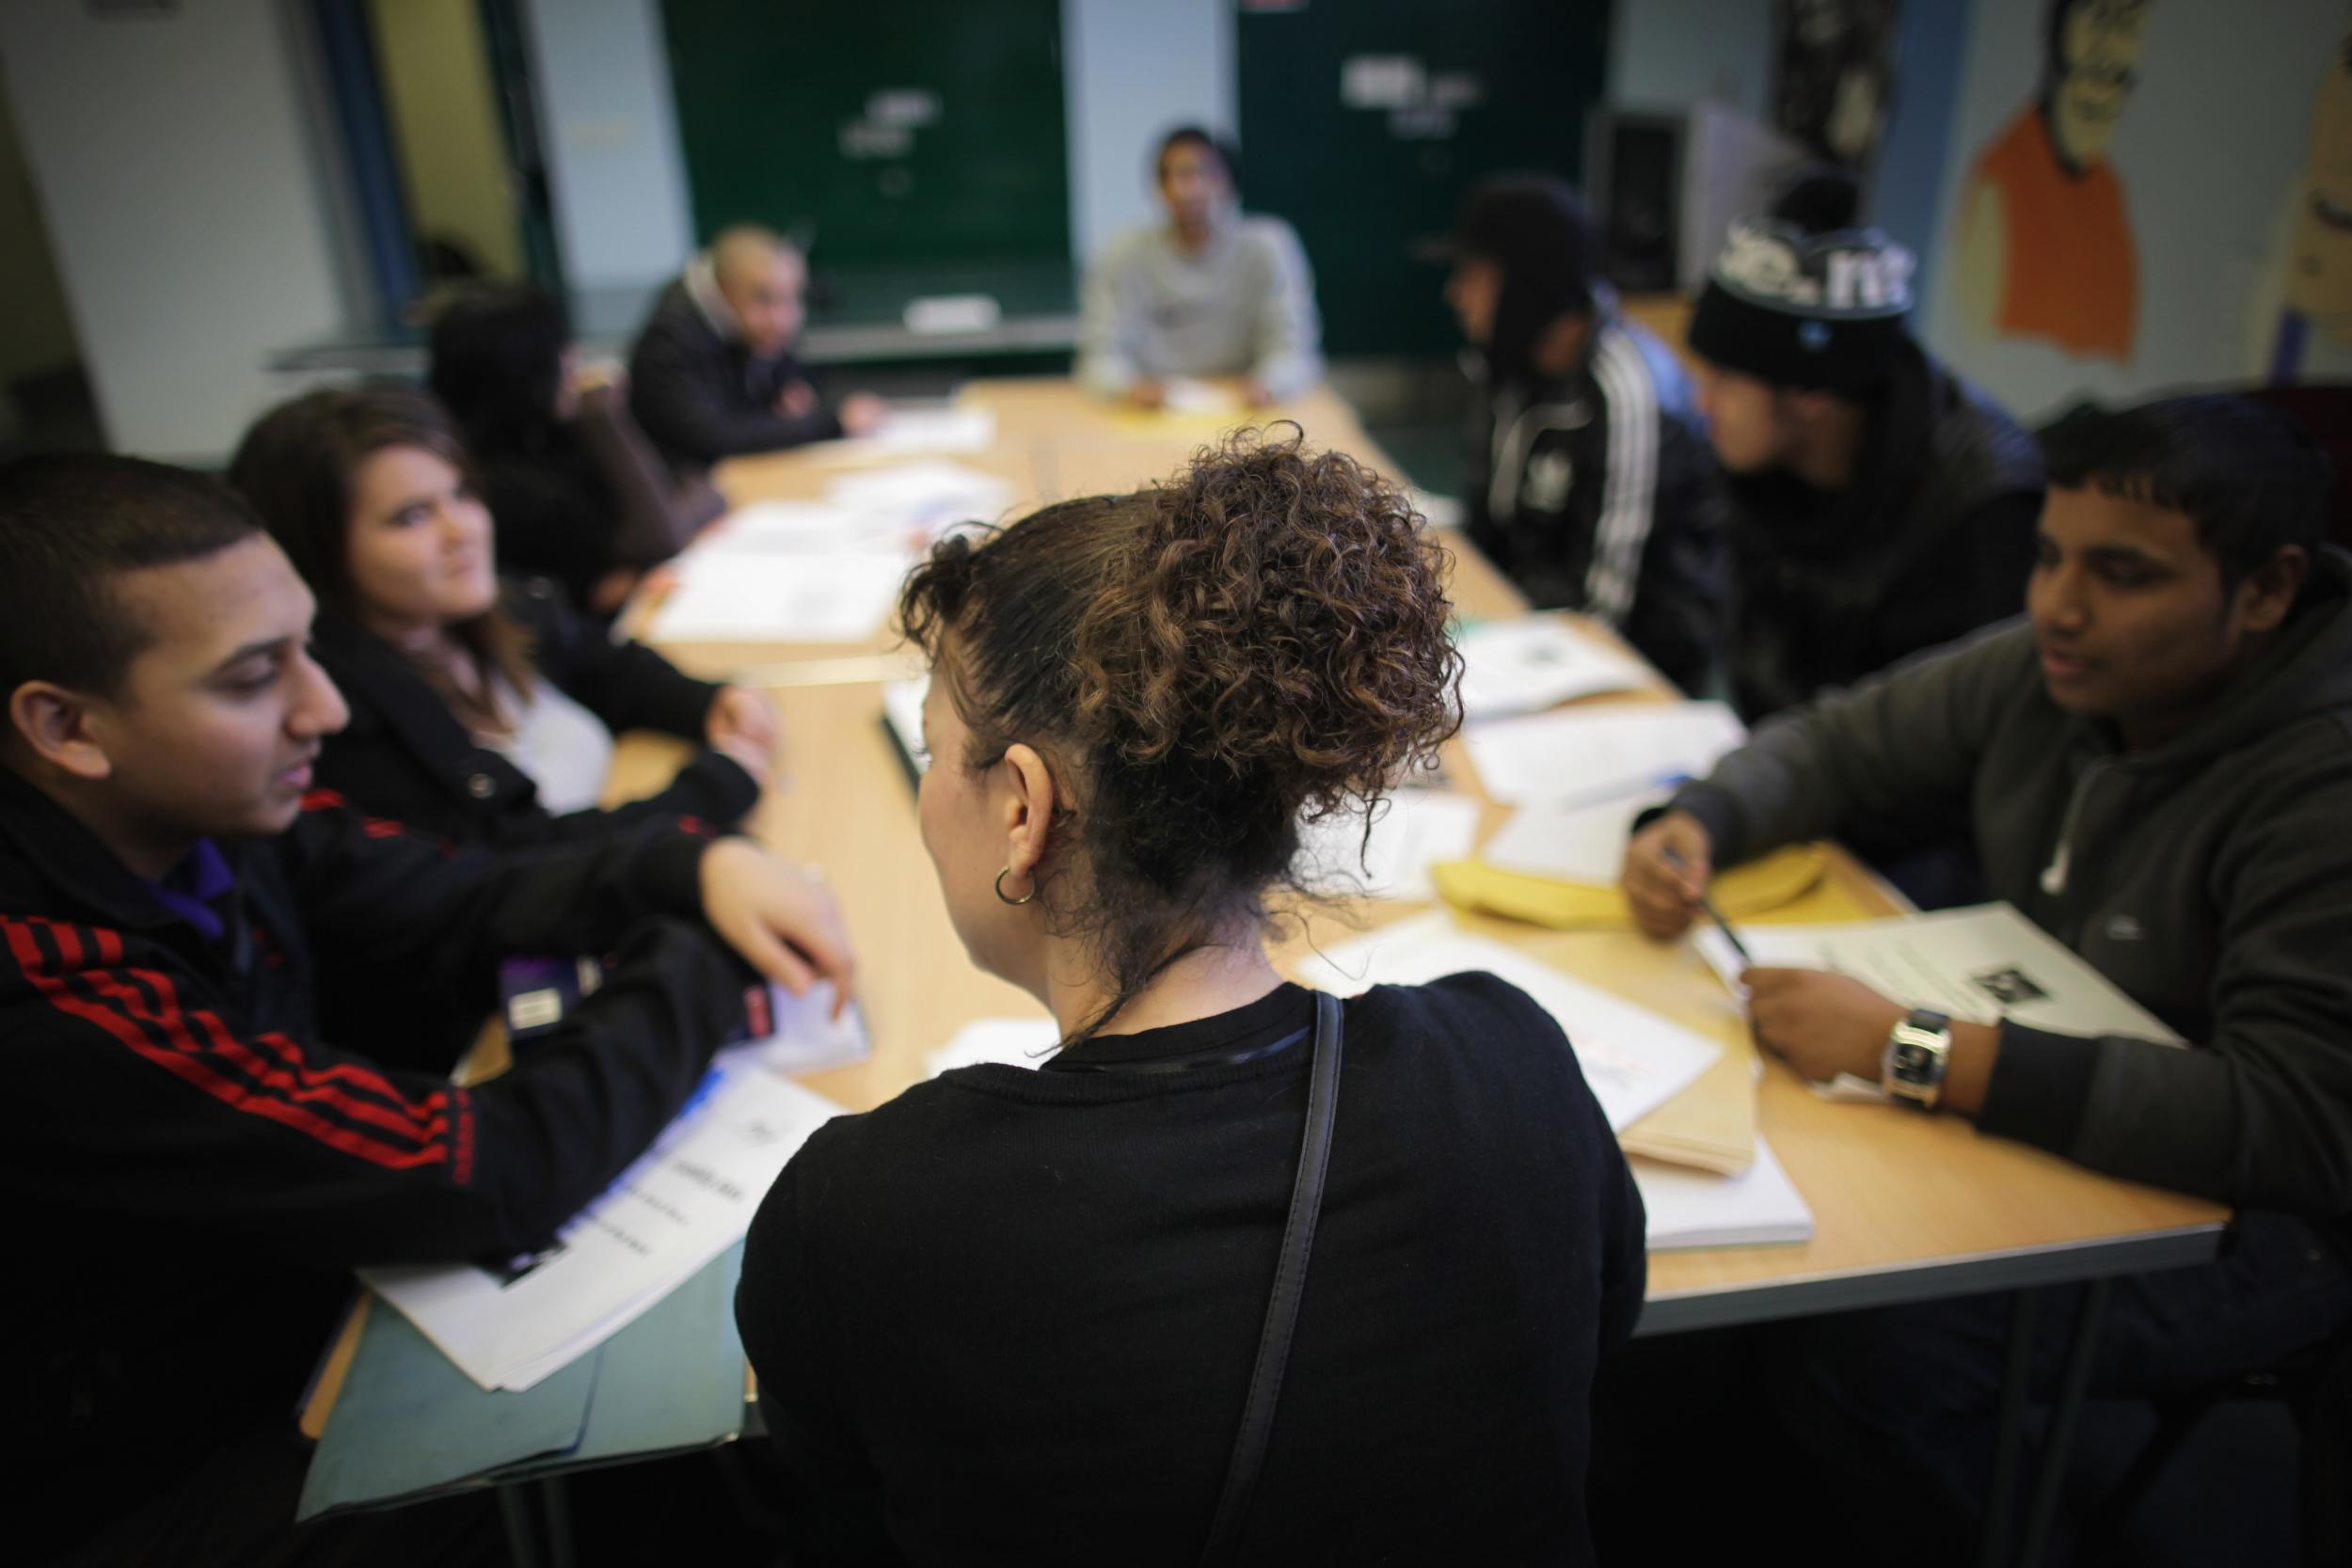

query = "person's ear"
[2235,544,2310,635]
[9,681,116,783]
[997,743,1061,882]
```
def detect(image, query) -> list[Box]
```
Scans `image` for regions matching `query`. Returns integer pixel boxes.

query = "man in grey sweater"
[1077,127,1322,409]
[1621,393,2350,1553]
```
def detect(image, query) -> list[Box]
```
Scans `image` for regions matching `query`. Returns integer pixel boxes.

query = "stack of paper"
[1295,911,1721,1132]
[1462,700,1745,806]
[1454,617,1651,719]
[362,1064,842,1392]
[1634,1136,1813,1249]
[707,500,909,556]
[649,549,911,642]
[1294,789,1482,902]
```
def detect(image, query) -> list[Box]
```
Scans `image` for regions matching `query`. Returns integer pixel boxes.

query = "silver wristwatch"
[1883,1008,1953,1109]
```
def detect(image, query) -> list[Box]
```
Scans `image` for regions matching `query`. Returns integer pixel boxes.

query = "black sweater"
[737,975,1646,1566]
[0,771,754,1562]
[309,577,757,850]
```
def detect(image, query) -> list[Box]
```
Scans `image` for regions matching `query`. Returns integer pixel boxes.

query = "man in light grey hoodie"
[1620,392,2351,1555]
[1077,127,1322,410]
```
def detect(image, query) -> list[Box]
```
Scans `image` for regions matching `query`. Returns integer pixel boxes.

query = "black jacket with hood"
[0,774,754,1560]
[1724,338,2043,721]
[1674,546,2352,1226]
[628,277,841,476]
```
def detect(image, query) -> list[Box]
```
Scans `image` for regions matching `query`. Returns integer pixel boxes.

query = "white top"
[1077,214,1324,399]
[481,675,614,816]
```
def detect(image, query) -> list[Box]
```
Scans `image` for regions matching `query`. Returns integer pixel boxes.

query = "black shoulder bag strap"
[1197,989,1345,1567]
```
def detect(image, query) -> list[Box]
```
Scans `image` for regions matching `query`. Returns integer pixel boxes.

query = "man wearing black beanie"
[1688,169,2043,721]
[1449,177,1727,693]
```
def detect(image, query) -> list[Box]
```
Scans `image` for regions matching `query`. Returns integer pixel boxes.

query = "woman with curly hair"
[736,430,1645,1564]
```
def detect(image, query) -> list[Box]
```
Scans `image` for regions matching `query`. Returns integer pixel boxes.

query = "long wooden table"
[306,377,2224,1568]
[636,376,2224,1334]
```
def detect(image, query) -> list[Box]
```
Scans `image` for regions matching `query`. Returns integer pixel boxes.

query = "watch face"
[1893,1040,1934,1076]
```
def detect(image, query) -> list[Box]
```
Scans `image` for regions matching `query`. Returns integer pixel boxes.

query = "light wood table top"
[638,375,2226,1332]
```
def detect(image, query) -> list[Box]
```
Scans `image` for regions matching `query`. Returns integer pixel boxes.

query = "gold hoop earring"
[993,866,1037,906]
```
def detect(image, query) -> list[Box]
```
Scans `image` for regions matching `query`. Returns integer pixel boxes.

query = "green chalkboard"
[1236,0,1611,357]
[659,0,1070,265]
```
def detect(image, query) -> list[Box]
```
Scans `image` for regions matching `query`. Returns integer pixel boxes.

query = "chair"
[2079,1321,2352,1567]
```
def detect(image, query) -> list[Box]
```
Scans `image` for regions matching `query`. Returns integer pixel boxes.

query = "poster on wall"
[1772,0,1901,171]
[1927,0,2352,419]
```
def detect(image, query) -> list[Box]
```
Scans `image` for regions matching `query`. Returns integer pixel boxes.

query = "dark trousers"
[1594,1212,2352,1565]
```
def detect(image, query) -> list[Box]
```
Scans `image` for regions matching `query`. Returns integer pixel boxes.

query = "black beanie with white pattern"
[1688,170,1915,391]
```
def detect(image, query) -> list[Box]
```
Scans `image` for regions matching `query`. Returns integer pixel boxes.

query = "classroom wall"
[366,0,523,279]
[1920,0,2351,419]
[1607,0,1772,122]
[520,0,696,292]
[0,0,349,459]
[0,76,78,388]
[1062,0,1234,263]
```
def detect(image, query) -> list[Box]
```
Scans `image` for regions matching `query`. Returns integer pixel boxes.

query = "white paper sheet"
[1462,701,1745,806]
[736,980,873,1077]
[857,405,997,453]
[1688,903,2186,1042]
[1295,911,1721,1131]
[1634,1136,1813,1250]
[1161,376,1243,415]
[707,500,910,556]
[824,461,1012,532]
[363,1066,842,1391]
[881,676,928,774]
[648,550,910,642]
[1479,788,1672,885]
[924,1017,1063,1077]
[1454,618,1651,719]
[1294,789,1481,902]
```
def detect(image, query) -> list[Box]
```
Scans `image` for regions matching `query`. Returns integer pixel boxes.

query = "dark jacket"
[472,386,727,607]
[1673,547,2352,1221]
[738,976,1645,1565]
[0,771,754,1560]
[1465,312,1729,693]
[628,277,841,475]
[1724,337,2043,720]
[309,577,758,850]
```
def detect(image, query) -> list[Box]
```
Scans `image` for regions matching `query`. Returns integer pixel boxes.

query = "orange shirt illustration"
[1970,105,2137,358]
[1955,0,2151,362]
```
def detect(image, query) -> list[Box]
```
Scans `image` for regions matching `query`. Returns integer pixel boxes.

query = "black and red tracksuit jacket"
[0,768,754,1558]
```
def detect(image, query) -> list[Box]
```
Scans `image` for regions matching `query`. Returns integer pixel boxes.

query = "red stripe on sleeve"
[6,917,450,1171]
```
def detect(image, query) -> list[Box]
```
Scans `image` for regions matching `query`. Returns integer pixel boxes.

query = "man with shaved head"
[629,224,885,475]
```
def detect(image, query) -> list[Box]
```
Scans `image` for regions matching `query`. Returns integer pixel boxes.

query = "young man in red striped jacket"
[0,454,853,1564]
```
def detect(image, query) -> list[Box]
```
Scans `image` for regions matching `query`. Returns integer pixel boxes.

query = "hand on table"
[697,838,854,1017]
[1621,810,1713,940]
[776,380,820,420]
[835,392,889,437]
[1242,378,1278,408]
[707,685,781,784]
[1124,379,1167,411]
[1742,967,1907,1085]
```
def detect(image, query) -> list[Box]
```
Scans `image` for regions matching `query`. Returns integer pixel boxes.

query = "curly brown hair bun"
[898,427,1460,1029]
